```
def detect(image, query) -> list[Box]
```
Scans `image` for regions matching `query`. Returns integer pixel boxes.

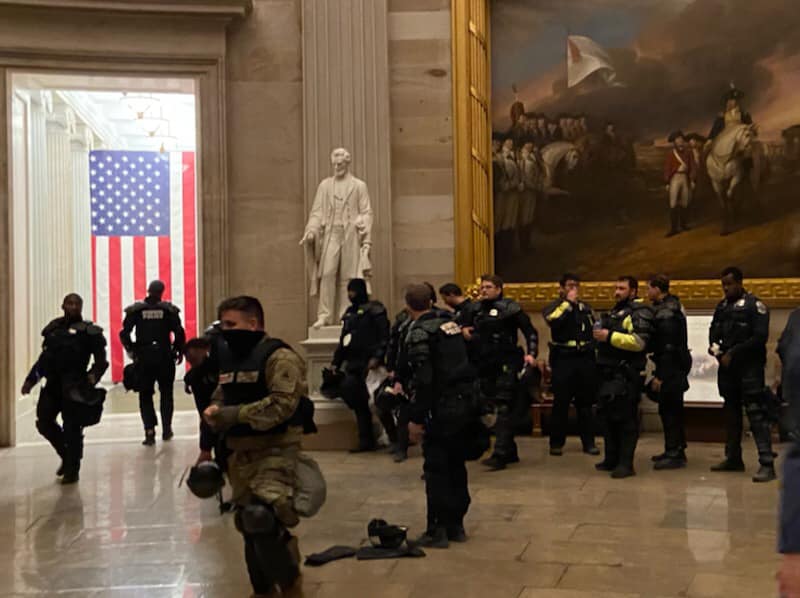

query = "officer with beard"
[203,296,308,596]
[593,276,653,479]
[708,266,776,482]
[458,274,538,471]
[542,273,599,456]
[121,280,186,445]
[404,283,475,547]
[21,294,108,484]
[331,278,390,452]
[647,275,691,470]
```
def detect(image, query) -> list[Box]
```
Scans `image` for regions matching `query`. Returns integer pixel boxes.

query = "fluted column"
[45,101,76,309]
[301,0,393,318]
[28,91,50,340]
[71,123,93,303]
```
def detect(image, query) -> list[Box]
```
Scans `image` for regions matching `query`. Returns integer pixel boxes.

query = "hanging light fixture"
[121,92,160,119]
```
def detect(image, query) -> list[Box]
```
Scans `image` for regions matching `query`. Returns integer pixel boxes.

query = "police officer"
[458,274,538,471]
[593,276,653,479]
[404,283,475,547]
[438,283,473,316]
[378,305,414,462]
[543,273,598,456]
[121,280,186,445]
[708,266,776,482]
[647,275,691,470]
[21,293,108,484]
[203,296,308,595]
[331,278,390,452]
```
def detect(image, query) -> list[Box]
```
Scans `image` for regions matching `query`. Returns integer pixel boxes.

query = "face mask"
[221,329,265,358]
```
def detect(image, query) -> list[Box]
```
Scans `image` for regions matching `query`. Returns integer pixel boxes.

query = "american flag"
[90,150,197,382]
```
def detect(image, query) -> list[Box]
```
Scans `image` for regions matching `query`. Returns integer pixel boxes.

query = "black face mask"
[221,329,265,358]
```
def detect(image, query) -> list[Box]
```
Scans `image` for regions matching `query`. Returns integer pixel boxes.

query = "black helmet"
[187,461,225,499]
[320,367,345,400]
[367,519,408,549]
[122,363,140,392]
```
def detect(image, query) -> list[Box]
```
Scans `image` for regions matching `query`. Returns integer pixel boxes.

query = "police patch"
[342,333,352,347]
[489,308,499,317]
[736,298,746,308]
[142,310,164,320]
[218,372,234,384]
[756,301,767,314]
[439,321,461,336]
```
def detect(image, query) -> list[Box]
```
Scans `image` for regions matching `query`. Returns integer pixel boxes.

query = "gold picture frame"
[451,0,800,311]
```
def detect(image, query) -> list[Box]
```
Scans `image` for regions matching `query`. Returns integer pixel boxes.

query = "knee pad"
[745,399,768,423]
[236,503,279,537]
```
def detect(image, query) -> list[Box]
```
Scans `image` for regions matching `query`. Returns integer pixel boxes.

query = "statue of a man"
[300,148,373,328]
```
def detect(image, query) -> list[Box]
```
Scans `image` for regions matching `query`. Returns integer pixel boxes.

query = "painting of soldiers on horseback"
[491,0,800,283]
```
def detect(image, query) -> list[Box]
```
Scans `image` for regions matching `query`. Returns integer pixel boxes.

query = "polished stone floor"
[0,430,782,597]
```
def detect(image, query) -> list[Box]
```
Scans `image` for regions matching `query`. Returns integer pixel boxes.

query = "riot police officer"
[543,273,598,456]
[438,283,472,316]
[331,278,390,452]
[202,296,310,595]
[708,267,776,482]
[593,276,653,479]
[404,283,476,547]
[21,294,108,484]
[647,275,691,470]
[458,274,538,471]
[378,306,414,462]
[121,280,186,445]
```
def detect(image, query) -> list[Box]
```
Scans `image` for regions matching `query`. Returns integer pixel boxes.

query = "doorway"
[10,72,201,444]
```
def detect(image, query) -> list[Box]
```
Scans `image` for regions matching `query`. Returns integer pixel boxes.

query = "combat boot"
[610,465,636,479]
[447,525,467,543]
[752,464,776,483]
[710,458,745,472]
[651,452,667,462]
[481,455,506,471]
[654,456,686,470]
[60,471,80,485]
[415,526,449,549]
[595,461,616,471]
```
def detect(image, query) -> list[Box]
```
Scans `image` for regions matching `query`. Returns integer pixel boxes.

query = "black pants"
[480,361,521,461]
[341,369,374,448]
[598,370,641,470]
[423,434,470,532]
[375,394,410,454]
[549,353,597,450]
[235,500,299,594]
[718,364,774,465]
[138,357,176,431]
[658,389,686,457]
[36,385,83,475]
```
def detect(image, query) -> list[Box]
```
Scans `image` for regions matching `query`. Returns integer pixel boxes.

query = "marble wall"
[225,0,307,344]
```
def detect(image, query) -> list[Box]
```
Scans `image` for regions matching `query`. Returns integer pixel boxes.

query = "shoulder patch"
[440,321,461,336]
[756,300,768,315]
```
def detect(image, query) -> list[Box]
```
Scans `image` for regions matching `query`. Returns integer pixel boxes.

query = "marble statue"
[301,148,373,328]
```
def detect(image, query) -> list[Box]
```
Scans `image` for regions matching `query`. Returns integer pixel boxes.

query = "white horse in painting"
[540,141,580,194]
[706,123,755,233]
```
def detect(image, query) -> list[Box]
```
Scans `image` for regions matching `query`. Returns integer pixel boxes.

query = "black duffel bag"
[64,383,107,427]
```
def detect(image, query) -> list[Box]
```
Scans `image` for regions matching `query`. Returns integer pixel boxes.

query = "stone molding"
[0,0,252,18]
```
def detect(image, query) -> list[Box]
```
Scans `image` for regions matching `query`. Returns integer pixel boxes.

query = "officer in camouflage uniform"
[457,274,538,471]
[121,280,185,445]
[647,275,692,470]
[593,276,654,479]
[21,293,108,484]
[204,296,308,596]
[708,266,776,482]
[404,284,476,548]
[331,278,390,452]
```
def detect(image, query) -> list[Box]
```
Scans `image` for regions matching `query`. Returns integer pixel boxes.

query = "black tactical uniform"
[595,298,653,478]
[650,294,691,468]
[542,297,597,453]
[377,309,413,460]
[121,298,185,438]
[332,279,390,451]
[458,296,538,468]
[25,317,108,480]
[709,292,775,479]
[405,311,476,545]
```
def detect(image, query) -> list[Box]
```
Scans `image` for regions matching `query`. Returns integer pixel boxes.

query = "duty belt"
[549,340,592,353]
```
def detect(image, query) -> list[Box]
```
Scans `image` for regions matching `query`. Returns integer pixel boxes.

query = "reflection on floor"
[0,435,782,597]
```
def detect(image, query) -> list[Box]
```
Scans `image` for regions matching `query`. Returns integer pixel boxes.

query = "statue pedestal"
[299,325,356,450]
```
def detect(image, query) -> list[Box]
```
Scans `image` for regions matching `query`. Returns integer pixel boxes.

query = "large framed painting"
[452,0,800,309]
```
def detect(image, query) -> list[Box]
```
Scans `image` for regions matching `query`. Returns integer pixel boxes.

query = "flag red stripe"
[182,152,198,341]
[108,236,123,381]
[133,236,146,299]
[158,236,172,301]
[91,236,97,322]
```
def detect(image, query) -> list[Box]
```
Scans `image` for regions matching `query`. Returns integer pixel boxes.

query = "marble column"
[28,91,51,345]
[71,123,93,303]
[301,0,393,316]
[45,100,76,306]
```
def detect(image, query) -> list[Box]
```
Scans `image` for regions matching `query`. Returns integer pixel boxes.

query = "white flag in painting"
[567,35,620,88]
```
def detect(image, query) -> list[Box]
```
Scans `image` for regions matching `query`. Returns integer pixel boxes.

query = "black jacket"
[596,298,653,371]
[27,317,108,389]
[333,300,391,370]
[457,296,538,363]
[650,294,691,392]
[709,292,769,367]
[120,298,186,357]
[543,297,595,356]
